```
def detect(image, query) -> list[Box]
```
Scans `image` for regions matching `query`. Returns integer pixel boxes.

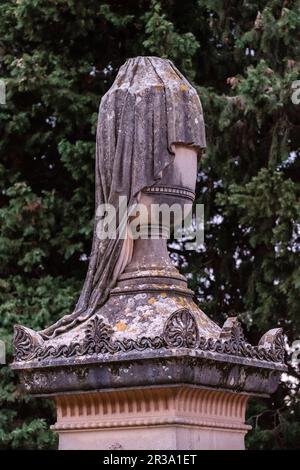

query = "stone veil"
[39,56,206,339]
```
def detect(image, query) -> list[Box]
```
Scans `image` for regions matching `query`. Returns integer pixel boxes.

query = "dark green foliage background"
[0,0,299,449]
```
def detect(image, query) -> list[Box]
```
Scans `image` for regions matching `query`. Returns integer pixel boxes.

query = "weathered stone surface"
[11,58,286,441]
[13,348,284,397]
[35,56,206,340]
[13,299,285,397]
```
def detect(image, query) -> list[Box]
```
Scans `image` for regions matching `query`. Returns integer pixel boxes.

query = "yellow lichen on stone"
[115,322,127,331]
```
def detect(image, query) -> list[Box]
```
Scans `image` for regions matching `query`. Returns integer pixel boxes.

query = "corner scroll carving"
[258,328,285,363]
[14,325,44,361]
[219,317,246,344]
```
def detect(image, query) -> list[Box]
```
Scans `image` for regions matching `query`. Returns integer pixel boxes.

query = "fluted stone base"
[52,386,251,450]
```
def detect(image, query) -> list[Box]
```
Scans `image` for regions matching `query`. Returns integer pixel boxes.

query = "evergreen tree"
[0,0,299,449]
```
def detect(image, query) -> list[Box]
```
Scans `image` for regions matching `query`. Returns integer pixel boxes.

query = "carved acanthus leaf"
[83,316,114,354]
[163,309,199,348]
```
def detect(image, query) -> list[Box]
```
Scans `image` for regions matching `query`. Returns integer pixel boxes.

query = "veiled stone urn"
[12,57,286,450]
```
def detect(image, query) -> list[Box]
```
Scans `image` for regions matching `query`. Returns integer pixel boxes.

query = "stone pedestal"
[11,56,286,451]
[53,387,250,450]
[12,245,286,450]
[12,314,285,450]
